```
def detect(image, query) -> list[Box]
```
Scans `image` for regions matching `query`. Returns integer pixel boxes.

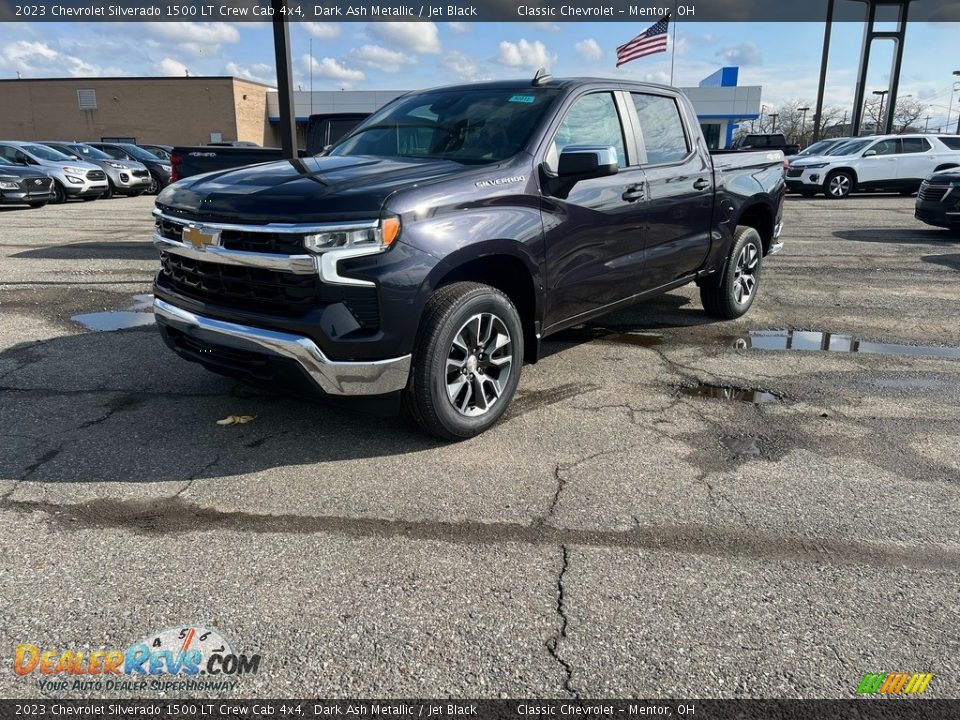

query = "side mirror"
[557,145,619,180]
[863,149,877,157]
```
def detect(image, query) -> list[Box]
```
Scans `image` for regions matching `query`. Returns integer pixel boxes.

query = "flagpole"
[669,4,677,85]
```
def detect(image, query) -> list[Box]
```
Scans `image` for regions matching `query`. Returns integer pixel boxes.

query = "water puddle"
[72,294,155,332]
[680,382,783,405]
[552,325,664,347]
[732,330,960,359]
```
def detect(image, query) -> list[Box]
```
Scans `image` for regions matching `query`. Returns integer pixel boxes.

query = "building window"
[699,122,721,150]
[77,89,97,110]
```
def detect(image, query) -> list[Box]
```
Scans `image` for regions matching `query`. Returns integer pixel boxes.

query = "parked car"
[785,135,960,198]
[40,141,151,198]
[790,137,851,160]
[152,77,786,439]
[0,140,107,203]
[732,133,802,156]
[139,144,173,161]
[170,145,306,182]
[87,142,171,194]
[915,168,960,233]
[0,155,55,208]
[306,112,370,155]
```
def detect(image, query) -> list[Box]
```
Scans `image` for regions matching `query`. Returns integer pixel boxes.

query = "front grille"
[786,168,804,178]
[87,170,106,181]
[25,177,52,193]
[917,183,948,203]
[132,169,150,178]
[168,327,273,380]
[160,252,320,317]
[155,217,304,254]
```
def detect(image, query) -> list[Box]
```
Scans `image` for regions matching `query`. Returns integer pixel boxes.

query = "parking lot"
[1,194,959,698]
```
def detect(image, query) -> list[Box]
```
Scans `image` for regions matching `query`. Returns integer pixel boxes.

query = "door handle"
[693,178,710,191]
[622,183,645,202]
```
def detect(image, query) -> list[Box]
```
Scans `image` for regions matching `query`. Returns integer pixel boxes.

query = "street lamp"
[954,70,960,134]
[798,106,811,143]
[873,90,889,133]
[770,112,780,133]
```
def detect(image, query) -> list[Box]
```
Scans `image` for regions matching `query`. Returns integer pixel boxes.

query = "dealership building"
[0,67,759,150]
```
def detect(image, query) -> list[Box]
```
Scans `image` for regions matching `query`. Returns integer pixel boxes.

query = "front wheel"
[825,170,854,199]
[404,282,523,440]
[147,176,160,195]
[51,181,66,204]
[700,226,763,320]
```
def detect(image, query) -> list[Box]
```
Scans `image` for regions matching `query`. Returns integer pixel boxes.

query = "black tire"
[403,281,523,440]
[147,175,161,195]
[27,202,47,209]
[699,226,764,320]
[103,181,115,199]
[824,170,855,199]
[51,181,66,204]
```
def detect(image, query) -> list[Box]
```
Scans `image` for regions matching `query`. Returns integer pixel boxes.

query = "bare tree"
[861,96,928,134]
[736,100,846,146]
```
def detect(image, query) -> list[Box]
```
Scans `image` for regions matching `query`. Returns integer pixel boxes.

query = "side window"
[546,92,626,172]
[901,138,931,153]
[870,139,899,156]
[631,93,690,165]
[0,145,16,162]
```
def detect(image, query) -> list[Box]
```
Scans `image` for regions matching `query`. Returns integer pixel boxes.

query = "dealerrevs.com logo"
[14,626,261,693]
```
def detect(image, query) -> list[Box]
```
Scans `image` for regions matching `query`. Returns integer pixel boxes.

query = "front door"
[858,138,900,185]
[541,91,648,329]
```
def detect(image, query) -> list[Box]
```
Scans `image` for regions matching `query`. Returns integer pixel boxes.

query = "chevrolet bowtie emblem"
[183,225,220,249]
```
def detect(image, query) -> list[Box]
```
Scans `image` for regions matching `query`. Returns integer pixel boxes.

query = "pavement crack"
[175,456,222,498]
[546,544,578,699]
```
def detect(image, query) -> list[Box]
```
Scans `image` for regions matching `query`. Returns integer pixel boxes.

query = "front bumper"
[110,169,152,191]
[62,177,109,197]
[154,298,411,396]
[915,204,960,229]
[0,189,55,204]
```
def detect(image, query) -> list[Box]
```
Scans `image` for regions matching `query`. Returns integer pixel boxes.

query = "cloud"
[574,39,602,61]
[155,57,190,76]
[497,39,556,72]
[0,40,121,77]
[143,22,240,45]
[302,54,364,87]
[303,22,340,39]
[443,51,485,81]
[368,22,441,54]
[447,22,471,33]
[716,42,762,67]
[225,61,275,86]
[350,44,415,72]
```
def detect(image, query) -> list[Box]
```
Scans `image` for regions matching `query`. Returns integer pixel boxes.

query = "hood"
[42,158,102,172]
[99,159,146,171]
[0,164,49,179]
[158,155,471,222]
[927,168,960,183]
[790,155,835,167]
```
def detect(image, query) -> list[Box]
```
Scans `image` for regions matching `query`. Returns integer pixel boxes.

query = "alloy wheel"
[828,174,850,198]
[732,242,759,304]
[445,312,513,417]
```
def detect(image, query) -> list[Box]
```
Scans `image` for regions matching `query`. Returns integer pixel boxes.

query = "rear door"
[540,89,648,328]
[898,137,937,185]
[626,91,714,291]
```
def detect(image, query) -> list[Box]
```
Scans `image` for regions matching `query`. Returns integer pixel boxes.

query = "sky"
[1,20,959,130]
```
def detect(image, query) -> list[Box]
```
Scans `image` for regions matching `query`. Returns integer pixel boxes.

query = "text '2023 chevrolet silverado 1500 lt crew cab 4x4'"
[152,76,786,439]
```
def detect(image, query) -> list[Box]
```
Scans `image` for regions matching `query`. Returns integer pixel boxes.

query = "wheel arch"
[425,243,541,362]
[934,164,959,173]
[734,202,775,254]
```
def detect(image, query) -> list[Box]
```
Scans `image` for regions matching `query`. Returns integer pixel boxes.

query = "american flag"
[616,16,671,67]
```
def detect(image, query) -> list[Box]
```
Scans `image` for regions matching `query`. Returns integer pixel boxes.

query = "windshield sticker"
[508,95,536,104]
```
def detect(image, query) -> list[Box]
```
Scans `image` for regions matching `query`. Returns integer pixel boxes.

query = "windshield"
[798,140,836,156]
[143,146,171,159]
[22,144,73,161]
[119,144,162,162]
[827,139,872,156]
[61,144,112,161]
[329,88,559,164]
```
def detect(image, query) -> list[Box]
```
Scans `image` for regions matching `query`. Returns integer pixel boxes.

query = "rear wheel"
[404,282,523,440]
[700,226,763,320]
[825,170,854,199]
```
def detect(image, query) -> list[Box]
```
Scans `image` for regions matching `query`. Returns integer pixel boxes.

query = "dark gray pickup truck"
[153,76,786,439]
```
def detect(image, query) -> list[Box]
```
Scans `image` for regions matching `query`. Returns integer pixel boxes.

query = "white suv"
[785,134,960,199]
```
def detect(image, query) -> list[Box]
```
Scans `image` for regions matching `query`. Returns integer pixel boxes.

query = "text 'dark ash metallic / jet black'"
[151,76,786,439]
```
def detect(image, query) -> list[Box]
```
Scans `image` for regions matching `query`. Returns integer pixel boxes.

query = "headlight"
[0,178,20,190]
[107,162,125,169]
[63,166,85,175]
[304,217,401,253]
[801,163,829,169]
[160,164,172,172]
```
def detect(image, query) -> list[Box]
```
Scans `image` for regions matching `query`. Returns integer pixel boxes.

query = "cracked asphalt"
[1,194,959,699]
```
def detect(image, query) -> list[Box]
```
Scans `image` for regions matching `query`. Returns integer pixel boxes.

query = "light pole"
[798,106,810,144]
[954,71,960,134]
[873,90,889,133]
[770,113,780,133]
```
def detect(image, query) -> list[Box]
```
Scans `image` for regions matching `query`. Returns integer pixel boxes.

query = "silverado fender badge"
[183,225,221,249]
[475,175,526,188]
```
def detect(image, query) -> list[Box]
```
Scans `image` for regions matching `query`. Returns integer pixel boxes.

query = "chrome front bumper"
[154,299,411,396]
